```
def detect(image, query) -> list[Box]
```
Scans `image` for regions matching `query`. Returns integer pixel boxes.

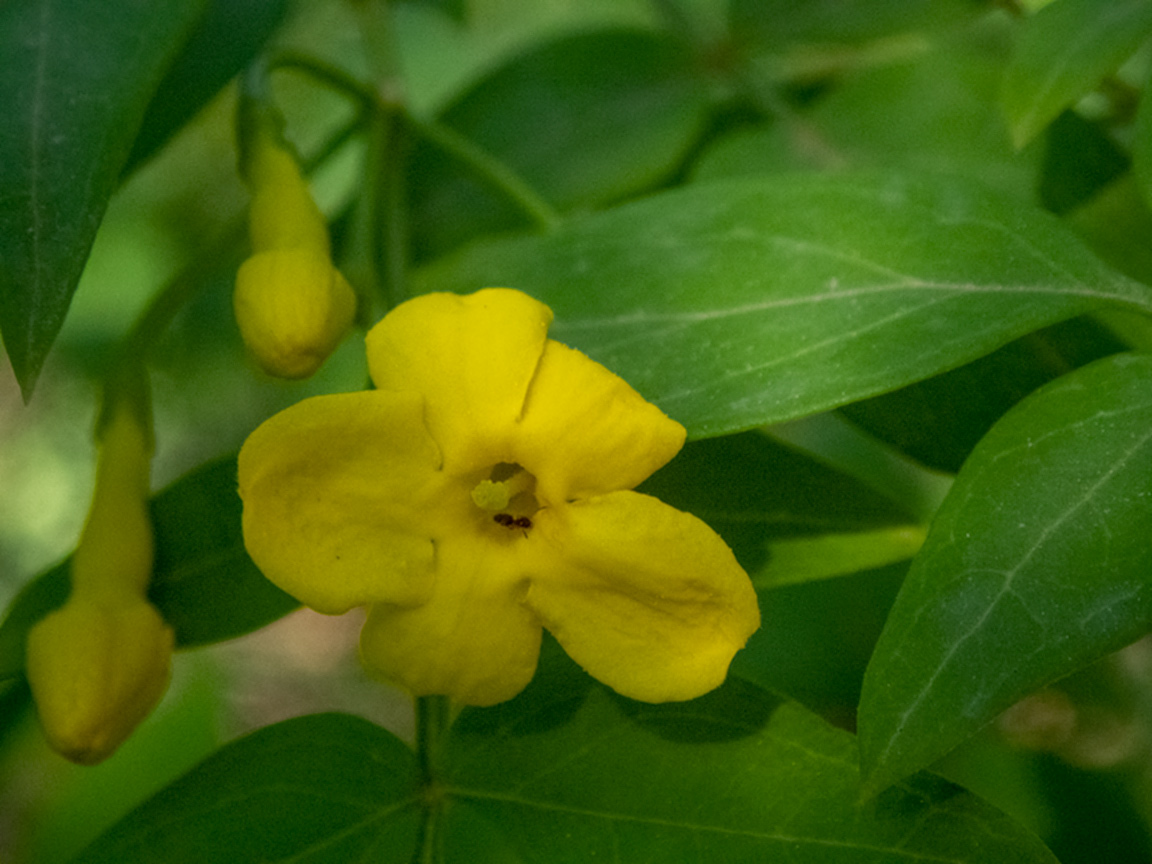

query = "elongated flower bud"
[234,103,356,379]
[245,139,330,255]
[26,389,174,764]
[71,396,154,597]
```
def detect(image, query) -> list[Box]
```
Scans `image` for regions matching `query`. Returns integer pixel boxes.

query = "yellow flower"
[26,395,174,764]
[238,289,760,706]
[234,134,356,379]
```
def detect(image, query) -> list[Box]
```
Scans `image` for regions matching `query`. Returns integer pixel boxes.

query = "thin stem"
[354,104,408,315]
[380,109,411,309]
[341,0,411,314]
[269,52,376,110]
[351,0,407,109]
[416,694,449,781]
[411,117,562,232]
[414,695,450,864]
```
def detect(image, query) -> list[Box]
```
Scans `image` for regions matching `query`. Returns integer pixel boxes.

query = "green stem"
[414,695,450,864]
[268,52,376,110]
[380,109,411,310]
[280,21,560,246]
[411,117,562,232]
[416,694,449,781]
[352,0,406,108]
[354,103,409,315]
[341,0,411,314]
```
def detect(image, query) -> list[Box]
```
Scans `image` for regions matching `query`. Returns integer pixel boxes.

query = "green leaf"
[417,172,1152,438]
[408,27,711,260]
[0,457,298,681]
[728,0,978,48]
[122,0,291,175]
[858,353,1152,796]
[1037,110,1129,215]
[441,666,1057,862]
[752,526,924,589]
[73,652,1059,862]
[734,562,909,723]
[0,0,207,398]
[1131,62,1152,214]
[397,0,467,24]
[841,316,1129,473]
[147,456,299,647]
[698,14,1038,199]
[638,430,920,585]
[1002,0,1152,148]
[72,713,422,864]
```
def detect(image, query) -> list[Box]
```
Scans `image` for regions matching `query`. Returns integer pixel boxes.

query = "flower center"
[470,463,538,531]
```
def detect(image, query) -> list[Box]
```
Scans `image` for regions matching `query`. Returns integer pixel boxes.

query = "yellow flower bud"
[72,399,154,597]
[25,382,173,764]
[235,129,357,379]
[246,141,330,255]
[234,247,358,379]
[26,596,174,765]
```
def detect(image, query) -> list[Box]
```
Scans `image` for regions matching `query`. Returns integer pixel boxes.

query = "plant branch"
[410,117,562,232]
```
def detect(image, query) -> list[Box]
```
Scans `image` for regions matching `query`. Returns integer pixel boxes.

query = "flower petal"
[365,289,552,473]
[525,492,760,703]
[359,535,541,706]
[238,390,448,615]
[515,340,685,503]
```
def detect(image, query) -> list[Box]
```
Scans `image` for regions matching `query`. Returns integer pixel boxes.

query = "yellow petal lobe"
[238,390,447,615]
[516,339,685,503]
[366,289,551,473]
[359,536,541,706]
[526,491,760,703]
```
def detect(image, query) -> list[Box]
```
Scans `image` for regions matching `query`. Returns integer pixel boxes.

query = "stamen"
[471,467,533,512]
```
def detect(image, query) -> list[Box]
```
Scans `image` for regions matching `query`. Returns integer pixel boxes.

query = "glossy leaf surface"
[442,680,1057,863]
[72,713,422,864]
[842,316,1129,473]
[697,23,1038,200]
[0,457,297,681]
[74,658,1058,863]
[1002,0,1152,148]
[408,27,710,259]
[417,172,1152,439]
[0,0,207,397]
[859,353,1152,795]
[639,430,920,586]
[728,0,977,47]
[123,0,291,174]
[1131,64,1152,214]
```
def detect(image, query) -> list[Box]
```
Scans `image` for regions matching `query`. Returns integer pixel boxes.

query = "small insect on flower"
[493,513,533,530]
